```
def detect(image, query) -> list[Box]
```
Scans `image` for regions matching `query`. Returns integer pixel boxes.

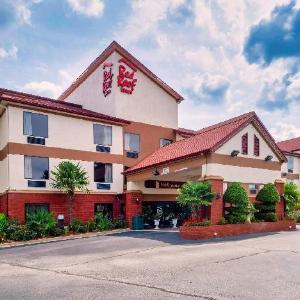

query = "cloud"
[244,1,300,65]
[0,46,18,59]
[14,1,31,25]
[270,121,300,141]
[23,81,63,98]
[66,0,104,17]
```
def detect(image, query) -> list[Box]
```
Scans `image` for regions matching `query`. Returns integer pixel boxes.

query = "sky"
[1,0,300,142]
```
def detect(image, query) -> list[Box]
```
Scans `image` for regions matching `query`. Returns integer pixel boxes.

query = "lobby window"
[124,133,140,158]
[25,204,49,220]
[249,184,258,195]
[23,111,48,138]
[254,135,260,156]
[24,156,49,180]
[94,162,113,183]
[287,156,294,173]
[160,138,172,148]
[241,133,248,155]
[93,124,112,146]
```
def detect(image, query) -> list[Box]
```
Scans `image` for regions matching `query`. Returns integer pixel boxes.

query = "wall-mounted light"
[265,155,273,161]
[231,150,240,157]
[152,168,160,176]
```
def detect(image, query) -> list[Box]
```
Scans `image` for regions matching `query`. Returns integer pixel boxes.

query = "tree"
[177,181,215,220]
[223,182,255,224]
[284,182,300,212]
[255,183,280,222]
[51,161,89,224]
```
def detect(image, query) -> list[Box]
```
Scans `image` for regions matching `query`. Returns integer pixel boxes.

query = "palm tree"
[50,161,89,224]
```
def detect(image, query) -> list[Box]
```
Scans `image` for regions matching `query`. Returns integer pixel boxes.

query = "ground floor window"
[25,204,49,220]
[94,203,113,219]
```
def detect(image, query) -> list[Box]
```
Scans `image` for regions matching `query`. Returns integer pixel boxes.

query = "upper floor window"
[287,156,294,173]
[160,138,172,148]
[241,133,248,155]
[23,112,48,138]
[124,133,140,153]
[94,162,113,183]
[254,135,260,156]
[249,183,258,195]
[93,124,112,146]
[24,156,49,180]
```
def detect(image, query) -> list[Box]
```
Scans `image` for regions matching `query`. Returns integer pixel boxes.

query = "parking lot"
[0,228,300,299]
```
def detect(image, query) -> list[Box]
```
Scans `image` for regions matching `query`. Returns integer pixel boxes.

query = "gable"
[60,42,182,128]
[216,123,280,162]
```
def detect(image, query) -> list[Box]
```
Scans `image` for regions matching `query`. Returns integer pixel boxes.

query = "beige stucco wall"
[281,156,300,188]
[0,158,9,193]
[204,163,281,184]
[64,52,178,129]
[8,106,123,155]
[8,155,124,193]
[217,123,279,162]
[0,108,8,150]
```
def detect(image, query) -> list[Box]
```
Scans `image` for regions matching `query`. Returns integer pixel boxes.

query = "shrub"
[94,213,113,231]
[26,210,57,238]
[87,220,96,232]
[5,220,32,241]
[223,183,255,224]
[255,183,280,222]
[284,182,300,212]
[112,218,127,229]
[287,210,300,223]
[70,219,88,233]
[177,181,215,219]
[184,220,211,227]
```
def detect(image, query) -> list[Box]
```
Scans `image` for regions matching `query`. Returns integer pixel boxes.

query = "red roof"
[58,41,184,103]
[126,112,286,174]
[277,137,300,153]
[0,88,130,126]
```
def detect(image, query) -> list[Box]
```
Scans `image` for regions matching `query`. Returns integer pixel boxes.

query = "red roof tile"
[0,88,130,125]
[126,112,286,174]
[277,137,300,153]
[58,41,184,103]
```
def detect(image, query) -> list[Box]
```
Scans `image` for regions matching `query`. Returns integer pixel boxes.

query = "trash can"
[132,215,144,230]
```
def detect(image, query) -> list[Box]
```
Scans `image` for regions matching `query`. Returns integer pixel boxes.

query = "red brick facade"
[275,180,285,220]
[125,191,143,227]
[207,176,224,224]
[0,192,119,224]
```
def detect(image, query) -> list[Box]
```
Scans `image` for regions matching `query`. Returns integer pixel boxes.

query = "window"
[124,133,140,153]
[160,138,172,148]
[25,204,49,219]
[254,135,260,156]
[249,184,258,195]
[94,203,113,218]
[93,124,112,146]
[287,156,294,173]
[94,162,112,183]
[241,133,248,155]
[23,112,48,138]
[24,156,49,180]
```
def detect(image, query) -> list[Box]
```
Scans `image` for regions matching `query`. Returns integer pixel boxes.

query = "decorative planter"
[172,218,178,228]
[179,220,296,240]
[154,219,160,229]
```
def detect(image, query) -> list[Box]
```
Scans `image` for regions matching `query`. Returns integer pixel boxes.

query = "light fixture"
[231,150,240,157]
[152,168,160,176]
[265,155,273,161]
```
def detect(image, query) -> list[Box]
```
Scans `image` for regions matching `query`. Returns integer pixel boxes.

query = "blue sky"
[1,0,300,141]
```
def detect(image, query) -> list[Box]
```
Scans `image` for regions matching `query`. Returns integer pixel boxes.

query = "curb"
[0,228,130,250]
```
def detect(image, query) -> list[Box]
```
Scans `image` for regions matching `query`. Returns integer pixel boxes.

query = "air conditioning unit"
[28,180,46,188]
[96,145,111,153]
[127,151,139,159]
[27,136,45,145]
[96,183,111,190]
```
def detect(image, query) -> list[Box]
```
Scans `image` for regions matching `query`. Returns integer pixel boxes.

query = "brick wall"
[207,177,224,224]
[275,180,285,220]
[3,192,119,224]
[125,191,143,228]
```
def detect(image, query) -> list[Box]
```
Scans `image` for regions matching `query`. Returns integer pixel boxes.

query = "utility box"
[132,215,144,230]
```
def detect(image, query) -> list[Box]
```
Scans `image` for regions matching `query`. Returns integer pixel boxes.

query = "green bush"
[112,218,127,229]
[184,220,211,227]
[287,210,300,222]
[94,213,113,231]
[255,183,280,222]
[26,210,57,238]
[284,182,300,212]
[70,219,88,233]
[223,183,255,224]
[5,220,32,241]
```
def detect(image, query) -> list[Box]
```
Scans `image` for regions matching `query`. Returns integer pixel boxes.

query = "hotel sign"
[144,180,184,189]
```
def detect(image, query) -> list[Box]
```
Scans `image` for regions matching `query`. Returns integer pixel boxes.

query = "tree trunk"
[67,191,74,226]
